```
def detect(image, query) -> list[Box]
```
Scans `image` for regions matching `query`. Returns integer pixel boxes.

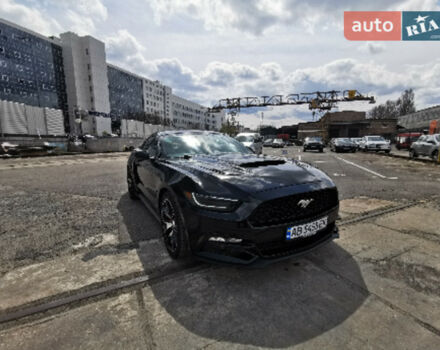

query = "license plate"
[286,217,328,240]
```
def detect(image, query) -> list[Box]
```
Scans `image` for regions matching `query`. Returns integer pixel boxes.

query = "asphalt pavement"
[0,147,439,349]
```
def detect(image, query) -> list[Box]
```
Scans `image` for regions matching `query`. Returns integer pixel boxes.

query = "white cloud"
[146,0,434,36]
[0,0,62,35]
[358,42,386,55]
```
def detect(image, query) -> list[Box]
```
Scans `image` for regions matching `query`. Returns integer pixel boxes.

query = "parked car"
[395,132,422,150]
[272,138,285,148]
[235,132,263,154]
[359,136,391,153]
[329,138,357,153]
[127,130,339,264]
[263,138,274,147]
[350,138,363,149]
[303,137,324,152]
[409,134,440,160]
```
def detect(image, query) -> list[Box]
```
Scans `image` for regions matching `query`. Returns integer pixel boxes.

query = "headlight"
[190,192,240,211]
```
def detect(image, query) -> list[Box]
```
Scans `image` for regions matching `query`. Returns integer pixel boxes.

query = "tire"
[127,170,139,200]
[319,148,323,153]
[303,148,306,152]
[409,149,417,158]
[431,150,438,161]
[159,192,191,259]
[385,150,390,154]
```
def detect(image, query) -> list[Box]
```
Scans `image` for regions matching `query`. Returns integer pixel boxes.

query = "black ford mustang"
[127,130,339,265]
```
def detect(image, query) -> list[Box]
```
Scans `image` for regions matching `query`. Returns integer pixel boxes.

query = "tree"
[397,89,416,116]
[368,89,416,119]
[220,115,239,135]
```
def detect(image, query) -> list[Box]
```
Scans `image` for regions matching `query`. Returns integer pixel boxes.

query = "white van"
[235,133,263,154]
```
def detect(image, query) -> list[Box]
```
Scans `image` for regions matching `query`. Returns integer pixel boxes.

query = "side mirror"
[135,149,154,160]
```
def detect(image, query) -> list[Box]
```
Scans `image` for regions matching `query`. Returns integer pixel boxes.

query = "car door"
[412,136,424,155]
[424,135,436,156]
[136,135,161,203]
[419,135,431,156]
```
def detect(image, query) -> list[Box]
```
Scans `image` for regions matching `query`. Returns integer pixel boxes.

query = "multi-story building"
[143,78,167,119]
[60,32,110,133]
[0,16,224,135]
[107,64,143,121]
[171,94,206,129]
[0,18,68,126]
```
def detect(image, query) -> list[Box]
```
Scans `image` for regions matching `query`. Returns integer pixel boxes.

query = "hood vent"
[239,159,286,168]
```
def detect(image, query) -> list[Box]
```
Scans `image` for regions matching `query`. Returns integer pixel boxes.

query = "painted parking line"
[335,156,398,180]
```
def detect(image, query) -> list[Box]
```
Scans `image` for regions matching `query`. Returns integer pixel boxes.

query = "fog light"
[208,237,226,242]
[208,237,243,243]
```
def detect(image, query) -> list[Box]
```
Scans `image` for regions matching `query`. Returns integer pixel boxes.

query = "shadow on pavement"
[116,193,198,275]
[149,242,367,348]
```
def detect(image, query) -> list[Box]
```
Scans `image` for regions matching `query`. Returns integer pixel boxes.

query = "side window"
[426,136,435,144]
[418,136,426,142]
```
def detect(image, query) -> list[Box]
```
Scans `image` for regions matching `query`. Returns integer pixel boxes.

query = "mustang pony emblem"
[297,199,314,208]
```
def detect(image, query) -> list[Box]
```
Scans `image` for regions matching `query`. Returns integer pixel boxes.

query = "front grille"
[248,188,338,227]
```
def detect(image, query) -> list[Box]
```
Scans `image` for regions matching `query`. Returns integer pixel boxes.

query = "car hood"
[165,153,327,195]
[366,140,388,144]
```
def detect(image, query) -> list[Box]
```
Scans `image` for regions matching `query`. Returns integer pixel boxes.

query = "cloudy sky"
[1,0,440,128]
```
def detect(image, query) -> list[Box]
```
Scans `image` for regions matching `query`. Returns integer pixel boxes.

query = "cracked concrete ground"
[0,148,439,349]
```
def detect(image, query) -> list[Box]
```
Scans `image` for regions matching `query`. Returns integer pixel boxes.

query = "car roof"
[157,129,222,137]
[236,132,259,136]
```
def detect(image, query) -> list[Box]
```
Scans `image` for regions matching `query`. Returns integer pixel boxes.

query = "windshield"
[307,137,322,142]
[236,135,254,142]
[435,135,440,142]
[160,133,252,158]
[336,138,351,143]
[273,139,283,143]
[367,136,385,141]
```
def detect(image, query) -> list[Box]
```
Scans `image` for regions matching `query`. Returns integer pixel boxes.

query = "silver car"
[235,133,263,154]
[410,134,440,160]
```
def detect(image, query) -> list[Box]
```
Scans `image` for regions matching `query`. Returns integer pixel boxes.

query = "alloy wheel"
[160,198,179,254]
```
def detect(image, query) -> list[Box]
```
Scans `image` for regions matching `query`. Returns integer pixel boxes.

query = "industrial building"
[297,111,397,141]
[0,17,224,137]
[398,105,440,133]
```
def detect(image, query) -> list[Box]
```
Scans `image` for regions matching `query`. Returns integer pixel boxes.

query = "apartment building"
[60,32,111,133]
[0,17,224,134]
[0,18,68,125]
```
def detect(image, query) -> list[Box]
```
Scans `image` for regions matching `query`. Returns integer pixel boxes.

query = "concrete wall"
[1,135,68,151]
[85,137,143,152]
[0,99,65,136]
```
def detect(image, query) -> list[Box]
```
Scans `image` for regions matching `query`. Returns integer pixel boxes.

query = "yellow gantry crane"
[208,90,375,113]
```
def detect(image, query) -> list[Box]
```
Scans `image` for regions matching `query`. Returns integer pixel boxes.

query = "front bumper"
[305,144,323,149]
[335,146,356,152]
[181,201,339,266]
[367,144,390,151]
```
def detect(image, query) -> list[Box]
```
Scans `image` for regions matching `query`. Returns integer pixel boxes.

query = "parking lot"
[0,147,440,349]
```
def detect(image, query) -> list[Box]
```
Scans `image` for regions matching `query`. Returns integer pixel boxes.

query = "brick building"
[297,111,397,141]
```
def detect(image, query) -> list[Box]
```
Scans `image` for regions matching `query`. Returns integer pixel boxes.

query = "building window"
[91,96,94,103]
[87,64,90,70]
[88,75,91,81]
[85,48,89,55]
[1,74,8,82]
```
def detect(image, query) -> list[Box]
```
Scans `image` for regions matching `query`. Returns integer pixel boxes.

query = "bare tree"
[368,89,416,119]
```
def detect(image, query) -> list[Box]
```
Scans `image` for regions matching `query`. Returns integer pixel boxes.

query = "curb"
[375,150,438,165]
